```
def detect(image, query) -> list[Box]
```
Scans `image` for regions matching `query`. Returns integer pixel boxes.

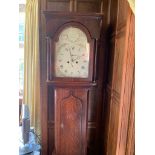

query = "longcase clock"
[43,11,104,155]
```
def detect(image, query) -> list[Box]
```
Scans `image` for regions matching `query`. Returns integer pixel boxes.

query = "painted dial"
[55,27,90,78]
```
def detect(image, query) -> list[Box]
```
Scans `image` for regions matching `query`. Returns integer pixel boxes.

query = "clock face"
[55,27,90,78]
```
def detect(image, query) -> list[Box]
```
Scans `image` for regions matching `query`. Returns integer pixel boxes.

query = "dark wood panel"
[88,89,98,122]
[48,127,55,155]
[47,2,70,12]
[102,0,111,27]
[60,94,82,154]
[48,87,54,121]
[39,0,48,154]
[47,0,103,13]
[76,2,101,13]
[106,38,115,86]
[55,88,88,155]
[102,86,111,155]
[87,127,96,155]
[47,87,100,155]
[109,0,119,33]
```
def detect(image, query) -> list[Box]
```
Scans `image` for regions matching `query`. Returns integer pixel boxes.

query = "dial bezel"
[48,22,95,82]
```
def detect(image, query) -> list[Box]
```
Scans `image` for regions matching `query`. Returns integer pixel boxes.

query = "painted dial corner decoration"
[55,26,90,78]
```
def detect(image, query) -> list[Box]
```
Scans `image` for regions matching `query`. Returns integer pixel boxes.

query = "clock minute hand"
[69,48,73,58]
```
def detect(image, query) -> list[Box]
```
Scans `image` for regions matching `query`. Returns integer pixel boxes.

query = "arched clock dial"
[55,27,90,78]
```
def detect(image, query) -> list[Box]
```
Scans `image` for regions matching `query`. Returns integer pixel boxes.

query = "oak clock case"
[44,12,103,155]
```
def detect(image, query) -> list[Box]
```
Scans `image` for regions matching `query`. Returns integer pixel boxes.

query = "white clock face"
[55,27,90,78]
